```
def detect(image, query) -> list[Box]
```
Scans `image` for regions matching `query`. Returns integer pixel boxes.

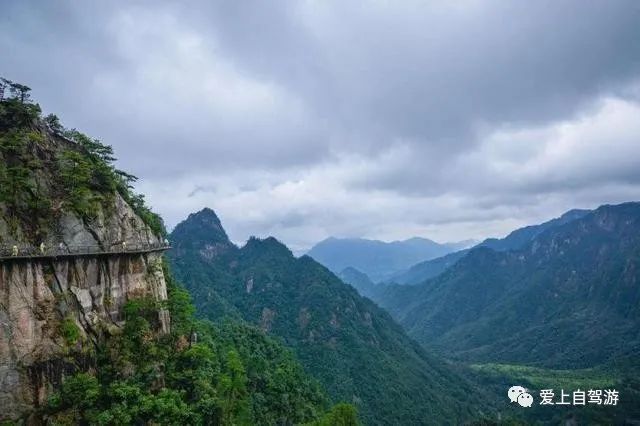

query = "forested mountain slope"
[337,267,377,298]
[377,203,640,369]
[389,209,591,286]
[169,209,492,425]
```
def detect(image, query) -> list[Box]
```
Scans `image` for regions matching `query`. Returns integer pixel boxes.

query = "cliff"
[0,93,169,421]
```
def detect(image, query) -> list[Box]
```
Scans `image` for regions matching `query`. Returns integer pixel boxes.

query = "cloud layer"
[3,0,640,251]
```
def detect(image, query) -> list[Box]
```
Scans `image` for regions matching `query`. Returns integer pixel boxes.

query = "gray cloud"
[2,0,640,250]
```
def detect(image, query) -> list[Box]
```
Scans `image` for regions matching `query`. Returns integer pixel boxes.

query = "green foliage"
[58,128,166,235]
[215,320,329,424]
[46,373,100,424]
[59,373,100,409]
[0,127,50,235]
[0,82,41,213]
[60,316,81,346]
[44,113,63,133]
[0,78,41,130]
[45,261,344,425]
[470,363,617,391]
[168,210,490,425]
[0,76,165,237]
[164,261,196,335]
[467,361,640,425]
[58,149,105,218]
[0,78,32,103]
[121,191,167,237]
[307,403,360,426]
[377,203,640,370]
[391,209,590,286]
[217,349,250,424]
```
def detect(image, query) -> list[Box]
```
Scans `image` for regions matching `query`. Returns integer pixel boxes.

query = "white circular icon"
[517,392,533,407]
[508,385,527,403]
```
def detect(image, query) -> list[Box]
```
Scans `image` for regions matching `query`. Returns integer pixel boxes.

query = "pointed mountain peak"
[242,236,293,258]
[170,208,233,249]
[191,207,222,223]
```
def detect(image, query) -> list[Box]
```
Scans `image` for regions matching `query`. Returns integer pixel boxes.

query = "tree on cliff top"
[0,76,165,238]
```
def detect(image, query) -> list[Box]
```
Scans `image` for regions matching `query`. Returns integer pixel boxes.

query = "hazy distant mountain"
[390,209,591,285]
[337,267,377,298]
[307,236,464,282]
[376,202,640,369]
[387,250,470,285]
[443,239,478,251]
[168,209,489,425]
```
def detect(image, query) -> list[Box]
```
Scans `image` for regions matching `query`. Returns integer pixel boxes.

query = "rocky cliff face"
[0,194,169,421]
[0,105,169,420]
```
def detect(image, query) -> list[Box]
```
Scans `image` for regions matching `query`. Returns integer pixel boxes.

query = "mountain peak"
[400,236,439,246]
[191,207,222,222]
[242,236,293,258]
[376,201,640,371]
[169,225,483,425]
[307,235,457,281]
[170,207,233,249]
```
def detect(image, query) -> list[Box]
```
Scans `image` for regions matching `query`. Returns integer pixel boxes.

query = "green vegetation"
[0,77,165,239]
[58,126,165,235]
[58,127,166,235]
[387,210,589,286]
[0,82,51,237]
[45,262,352,425]
[60,316,81,346]
[306,403,359,426]
[466,361,640,425]
[470,363,617,391]
[168,208,490,425]
[376,203,640,370]
[58,148,106,219]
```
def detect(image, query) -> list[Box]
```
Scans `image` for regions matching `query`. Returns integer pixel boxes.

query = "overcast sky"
[2,1,640,252]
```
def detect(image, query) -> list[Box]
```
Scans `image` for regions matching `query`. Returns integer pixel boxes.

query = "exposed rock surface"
[0,107,172,421]
[0,175,168,422]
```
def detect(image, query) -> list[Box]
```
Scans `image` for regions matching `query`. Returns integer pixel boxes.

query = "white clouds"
[137,94,640,251]
[90,6,325,175]
[457,97,640,194]
[2,0,640,251]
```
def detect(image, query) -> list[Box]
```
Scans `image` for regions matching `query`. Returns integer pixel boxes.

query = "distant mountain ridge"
[389,208,591,285]
[168,209,490,425]
[307,236,467,282]
[338,267,377,298]
[375,202,640,369]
